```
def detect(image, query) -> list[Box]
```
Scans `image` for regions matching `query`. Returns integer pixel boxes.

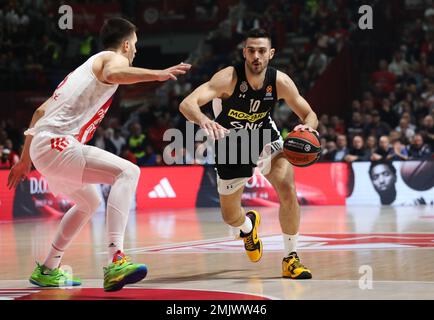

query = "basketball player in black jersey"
[180,29,318,279]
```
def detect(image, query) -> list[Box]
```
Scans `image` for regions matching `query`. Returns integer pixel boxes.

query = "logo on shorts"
[50,138,69,152]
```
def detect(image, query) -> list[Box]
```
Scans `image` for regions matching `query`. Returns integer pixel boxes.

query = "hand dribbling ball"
[283,130,321,167]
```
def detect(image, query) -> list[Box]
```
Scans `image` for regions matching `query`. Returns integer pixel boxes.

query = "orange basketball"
[283,130,321,167]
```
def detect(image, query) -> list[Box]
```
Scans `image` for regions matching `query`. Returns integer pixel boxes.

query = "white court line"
[97,236,236,255]
[102,232,434,255]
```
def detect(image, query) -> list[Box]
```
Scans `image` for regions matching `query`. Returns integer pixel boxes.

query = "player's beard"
[247,60,267,75]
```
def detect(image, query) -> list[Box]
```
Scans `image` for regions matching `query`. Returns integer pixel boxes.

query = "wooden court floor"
[1,206,434,300]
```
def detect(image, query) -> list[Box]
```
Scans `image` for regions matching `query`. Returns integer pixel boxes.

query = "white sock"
[107,228,124,264]
[283,232,299,256]
[43,244,64,270]
[43,185,100,270]
[105,169,139,264]
[239,216,253,234]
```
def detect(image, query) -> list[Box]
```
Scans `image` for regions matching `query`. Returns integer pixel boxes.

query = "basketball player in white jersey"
[7,17,191,291]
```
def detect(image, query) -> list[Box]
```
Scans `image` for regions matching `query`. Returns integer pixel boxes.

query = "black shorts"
[215,138,284,194]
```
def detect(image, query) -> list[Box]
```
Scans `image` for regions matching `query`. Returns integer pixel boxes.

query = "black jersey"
[212,63,281,179]
[214,63,279,133]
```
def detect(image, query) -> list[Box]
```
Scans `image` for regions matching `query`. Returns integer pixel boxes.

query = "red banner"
[136,166,204,209]
[0,170,74,221]
[0,171,14,221]
[242,163,349,206]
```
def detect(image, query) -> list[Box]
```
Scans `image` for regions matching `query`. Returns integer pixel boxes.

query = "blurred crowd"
[1,0,433,169]
[316,5,434,163]
[0,0,89,90]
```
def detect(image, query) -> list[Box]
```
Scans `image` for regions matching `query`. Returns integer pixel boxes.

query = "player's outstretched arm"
[102,53,191,84]
[276,71,319,134]
[179,67,233,140]
[7,99,50,189]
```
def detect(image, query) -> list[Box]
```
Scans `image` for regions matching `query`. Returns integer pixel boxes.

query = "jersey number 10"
[249,99,261,113]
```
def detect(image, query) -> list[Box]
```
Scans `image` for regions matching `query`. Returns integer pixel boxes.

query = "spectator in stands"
[395,117,416,142]
[388,50,409,78]
[401,111,417,131]
[128,123,148,166]
[364,110,391,138]
[236,11,260,41]
[366,135,378,155]
[407,134,432,159]
[379,98,400,129]
[172,76,192,101]
[344,135,371,163]
[88,127,117,154]
[4,139,19,165]
[195,0,219,21]
[319,113,329,127]
[421,82,434,109]
[0,148,11,169]
[110,128,126,156]
[347,111,365,138]
[406,61,424,89]
[141,145,162,166]
[40,35,61,68]
[0,129,8,146]
[361,97,375,114]
[319,138,336,161]
[330,115,345,134]
[351,99,361,113]
[24,54,43,72]
[371,135,393,161]
[329,134,349,162]
[325,126,337,142]
[389,138,409,161]
[418,114,434,149]
[371,59,396,94]
[389,130,402,143]
[306,46,328,78]
[362,114,372,130]
[325,140,337,155]
[79,30,96,59]
[147,113,171,154]
[120,145,137,164]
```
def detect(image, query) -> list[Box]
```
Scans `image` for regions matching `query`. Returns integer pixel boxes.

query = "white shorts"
[29,132,86,196]
[217,138,283,195]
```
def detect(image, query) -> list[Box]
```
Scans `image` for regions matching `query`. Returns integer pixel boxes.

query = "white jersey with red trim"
[25,51,118,144]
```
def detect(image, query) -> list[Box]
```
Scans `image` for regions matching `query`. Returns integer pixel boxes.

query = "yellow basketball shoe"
[239,210,263,262]
[282,252,312,279]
